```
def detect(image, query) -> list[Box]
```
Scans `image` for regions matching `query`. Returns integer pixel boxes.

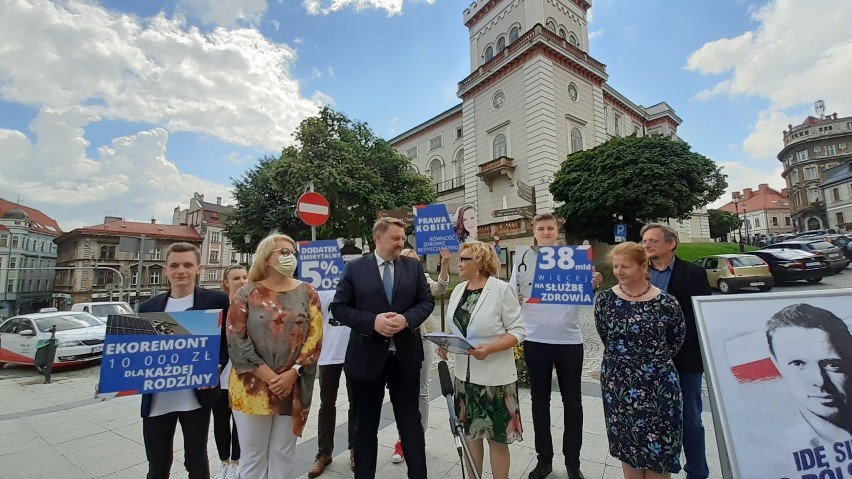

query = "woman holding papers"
[212,265,247,479]
[437,241,525,479]
[227,233,323,479]
[594,242,685,479]
[389,247,451,464]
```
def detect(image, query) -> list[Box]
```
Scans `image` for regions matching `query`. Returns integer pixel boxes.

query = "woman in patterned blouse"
[227,233,323,479]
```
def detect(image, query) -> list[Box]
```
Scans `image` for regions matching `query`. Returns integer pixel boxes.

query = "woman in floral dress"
[594,241,685,479]
[437,241,525,479]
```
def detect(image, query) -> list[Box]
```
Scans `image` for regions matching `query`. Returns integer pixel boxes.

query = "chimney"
[216,197,222,205]
[743,188,753,199]
[151,218,156,224]
[758,183,769,193]
[782,188,789,197]
[104,216,122,224]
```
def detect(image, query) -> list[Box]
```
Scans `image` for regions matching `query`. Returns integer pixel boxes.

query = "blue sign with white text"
[614,223,627,243]
[414,204,461,254]
[98,310,222,397]
[298,240,344,291]
[528,246,594,305]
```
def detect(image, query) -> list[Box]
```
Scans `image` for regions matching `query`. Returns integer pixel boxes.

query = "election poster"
[413,202,478,255]
[298,239,344,291]
[97,310,222,398]
[694,289,852,479]
[518,245,594,305]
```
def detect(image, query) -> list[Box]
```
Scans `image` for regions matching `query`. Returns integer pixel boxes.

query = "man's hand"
[268,369,297,397]
[592,266,603,290]
[468,344,493,361]
[375,312,405,337]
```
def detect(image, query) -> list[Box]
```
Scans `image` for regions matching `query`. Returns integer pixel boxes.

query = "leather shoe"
[528,461,552,479]
[567,466,586,479]
[349,449,355,471]
[307,454,332,478]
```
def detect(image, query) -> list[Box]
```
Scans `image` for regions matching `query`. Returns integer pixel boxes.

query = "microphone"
[438,361,463,446]
[438,360,454,398]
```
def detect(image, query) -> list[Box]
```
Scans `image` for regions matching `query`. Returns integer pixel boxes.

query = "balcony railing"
[435,177,464,194]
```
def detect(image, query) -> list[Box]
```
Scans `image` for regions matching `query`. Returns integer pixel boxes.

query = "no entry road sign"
[297,192,330,227]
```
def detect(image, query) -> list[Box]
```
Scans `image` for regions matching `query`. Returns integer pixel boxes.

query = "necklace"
[619,281,651,298]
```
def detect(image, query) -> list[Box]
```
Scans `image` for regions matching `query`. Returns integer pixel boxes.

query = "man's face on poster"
[772,326,852,426]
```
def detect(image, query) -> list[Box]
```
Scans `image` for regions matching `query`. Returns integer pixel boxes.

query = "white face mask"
[273,254,298,277]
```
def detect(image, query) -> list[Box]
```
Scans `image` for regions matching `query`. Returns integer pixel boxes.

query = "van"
[69,301,136,321]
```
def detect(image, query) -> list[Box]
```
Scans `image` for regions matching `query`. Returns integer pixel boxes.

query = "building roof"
[718,184,791,213]
[822,161,852,188]
[59,220,202,242]
[0,197,63,235]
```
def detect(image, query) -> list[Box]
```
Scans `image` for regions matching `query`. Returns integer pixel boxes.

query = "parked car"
[746,249,831,284]
[763,240,850,273]
[69,301,135,322]
[0,312,106,370]
[693,254,775,293]
[823,235,852,261]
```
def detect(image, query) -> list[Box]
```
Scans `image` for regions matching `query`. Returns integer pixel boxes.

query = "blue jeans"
[680,373,709,479]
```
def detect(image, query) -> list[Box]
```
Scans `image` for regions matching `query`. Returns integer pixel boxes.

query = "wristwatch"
[292,364,303,376]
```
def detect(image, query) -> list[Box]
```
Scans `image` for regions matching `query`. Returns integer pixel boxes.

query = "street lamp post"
[743,205,750,246]
[244,234,251,265]
[732,194,743,250]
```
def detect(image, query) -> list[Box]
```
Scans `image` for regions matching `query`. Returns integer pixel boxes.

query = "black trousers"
[143,406,211,479]
[524,341,584,468]
[317,363,357,456]
[212,389,240,461]
[351,353,426,479]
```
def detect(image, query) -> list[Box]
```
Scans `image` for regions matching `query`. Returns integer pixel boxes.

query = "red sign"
[296,192,330,227]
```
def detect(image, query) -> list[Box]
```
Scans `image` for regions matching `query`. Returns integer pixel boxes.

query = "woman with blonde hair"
[227,233,323,479]
[212,265,248,479]
[594,241,685,479]
[438,241,524,479]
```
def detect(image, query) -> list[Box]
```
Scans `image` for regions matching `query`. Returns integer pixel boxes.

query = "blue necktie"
[383,261,394,304]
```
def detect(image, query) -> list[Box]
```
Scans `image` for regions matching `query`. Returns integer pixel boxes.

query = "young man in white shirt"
[510,213,602,479]
[139,242,230,479]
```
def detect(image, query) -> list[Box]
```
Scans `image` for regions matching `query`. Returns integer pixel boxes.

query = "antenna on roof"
[815,100,826,119]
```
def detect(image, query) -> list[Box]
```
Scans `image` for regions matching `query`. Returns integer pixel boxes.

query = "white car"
[69,301,135,322]
[0,312,106,369]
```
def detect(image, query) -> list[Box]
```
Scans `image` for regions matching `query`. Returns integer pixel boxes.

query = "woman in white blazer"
[437,241,525,479]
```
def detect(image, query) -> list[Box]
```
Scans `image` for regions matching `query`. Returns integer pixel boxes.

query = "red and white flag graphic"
[724,331,781,384]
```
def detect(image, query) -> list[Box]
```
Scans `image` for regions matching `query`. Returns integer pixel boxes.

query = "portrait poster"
[694,289,852,479]
[413,202,478,254]
[97,310,222,398]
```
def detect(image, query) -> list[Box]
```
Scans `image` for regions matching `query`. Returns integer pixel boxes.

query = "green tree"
[225,107,436,251]
[550,135,727,242]
[708,209,741,242]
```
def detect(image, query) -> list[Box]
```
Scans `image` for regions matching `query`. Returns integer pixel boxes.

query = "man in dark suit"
[139,242,230,479]
[330,217,435,479]
[641,224,712,479]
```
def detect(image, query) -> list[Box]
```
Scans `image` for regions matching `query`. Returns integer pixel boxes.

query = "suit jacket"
[445,276,525,386]
[138,286,231,418]
[665,256,712,374]
[330,254,435,382]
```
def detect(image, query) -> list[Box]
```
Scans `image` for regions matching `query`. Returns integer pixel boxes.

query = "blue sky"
[0,0,849,230]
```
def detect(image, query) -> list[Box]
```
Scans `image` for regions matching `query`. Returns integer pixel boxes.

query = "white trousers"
[232,411,295,479]
[419,338,434,430]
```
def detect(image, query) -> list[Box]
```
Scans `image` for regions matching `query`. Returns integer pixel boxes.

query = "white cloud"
[293,37,304,44]
[304,0,435,16]
[0,0,325,151]
[709,161,787,209]
[177,0,268,26]
[270,19,281,31]
[310,67,323,79]
[589,29,604,40]
[327,66,335,77]
[0,108,231,230]
[685,0,852,159]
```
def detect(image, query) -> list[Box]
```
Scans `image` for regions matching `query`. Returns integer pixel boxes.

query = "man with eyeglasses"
[510,213,602,479]
[640,223,711,479]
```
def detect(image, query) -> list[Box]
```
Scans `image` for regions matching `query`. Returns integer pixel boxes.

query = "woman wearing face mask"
[212,265,248,479]
[227,233,323,479]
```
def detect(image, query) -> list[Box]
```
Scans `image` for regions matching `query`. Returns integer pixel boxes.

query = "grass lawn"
[674,242,758,262]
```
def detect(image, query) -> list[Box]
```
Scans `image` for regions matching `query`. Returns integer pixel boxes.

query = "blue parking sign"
[614,223,627,243]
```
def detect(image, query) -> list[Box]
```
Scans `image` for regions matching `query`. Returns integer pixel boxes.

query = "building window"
[493,134,507,159]
[484,46,494,61]
[785,217,791,226]
[231,252,239,263]
[546,19,557,32]
[456,127,463,140]
[567,83,578,102]
[808,188,821,203]
[509,26,519,43]
[568,32,579,47]
[209,250,220,264]
[558,27,567,39]
[130,269,139,286]
[614,113,622,136]
[429,135,443,151]
[208,269,218,281]
[833,188,841,201]
[804,167,818,180]
[0,234,6,248]
[838,212,846,226]
[634,123,640,136]
[211,231,220,243]
[9,257,16,269]
[826,145,837,156]
[796,150,809,162]
[101,244,116,260]
[36,279,41,291]
[454,149,464,179]
[406,146,417,159]
[428,158,444,185]
[570,127,583,153]
[150,269,161,285]
[772,217,779,226]
[152,248,161,260]
[847,121,852,130]
[496,36,506,53]
[791,169,800,184]
[11,236,19,248]
[755,217,760,227]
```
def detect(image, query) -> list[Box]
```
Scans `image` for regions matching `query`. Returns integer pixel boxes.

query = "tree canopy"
[550,135,727,242]
[708,209,741,242]
[225,107,436,251]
